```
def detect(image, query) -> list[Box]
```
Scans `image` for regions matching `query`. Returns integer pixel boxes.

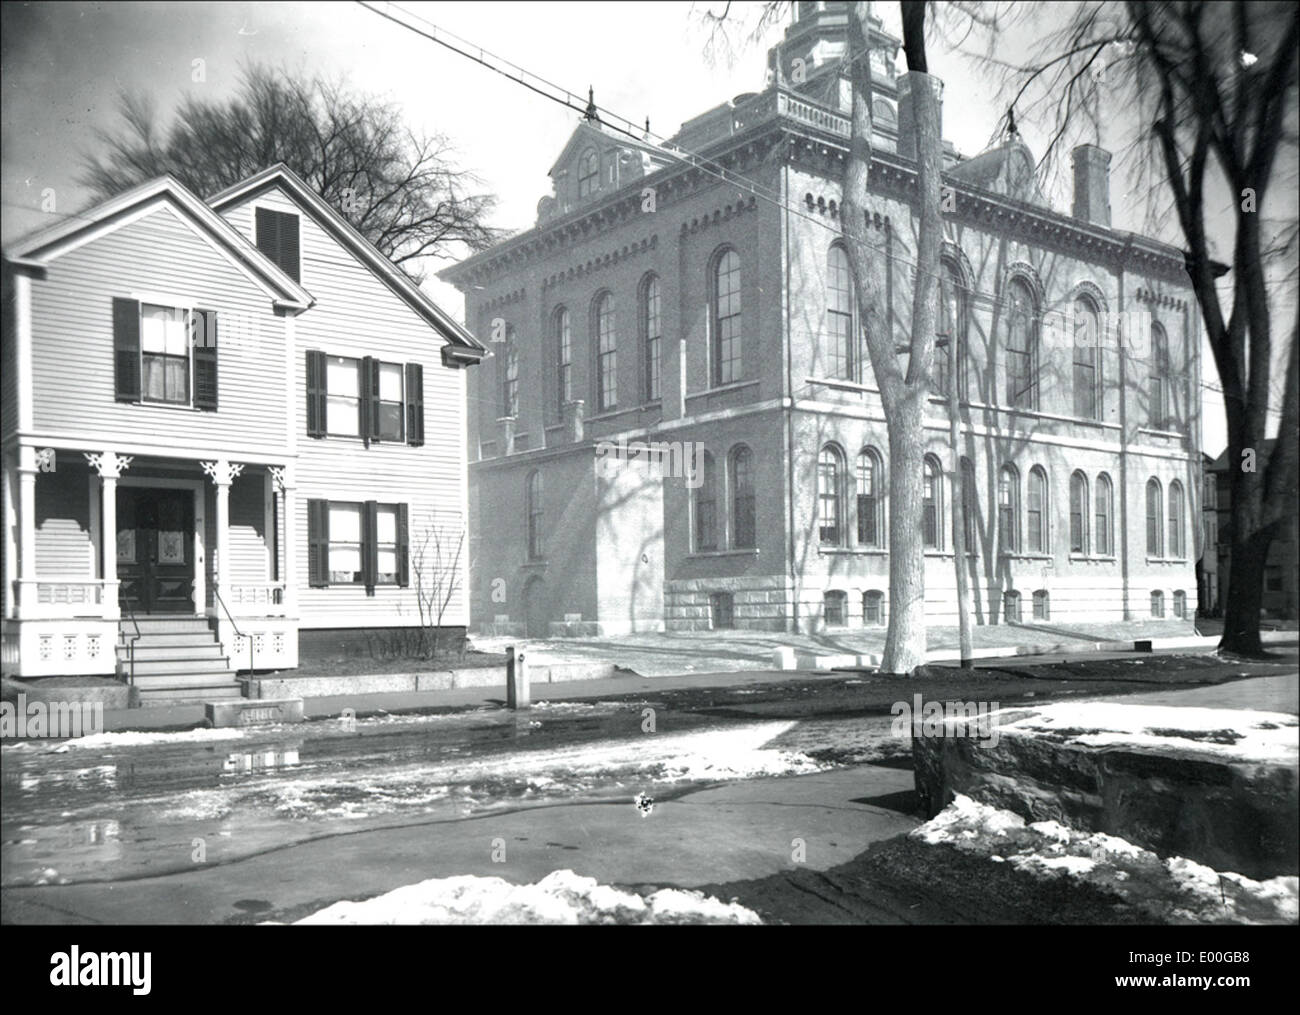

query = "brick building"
[441,2,1201,636]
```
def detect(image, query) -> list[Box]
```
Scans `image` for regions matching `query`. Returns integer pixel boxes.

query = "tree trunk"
[948,340,973,668]
[883,395,929,672]
[1221,523,1271,657]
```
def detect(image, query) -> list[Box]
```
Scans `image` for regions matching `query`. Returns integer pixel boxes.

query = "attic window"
[256,207,301,283]
[578,149,599,198]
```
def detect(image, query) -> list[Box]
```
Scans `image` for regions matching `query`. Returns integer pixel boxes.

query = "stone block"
[206,698,304,728]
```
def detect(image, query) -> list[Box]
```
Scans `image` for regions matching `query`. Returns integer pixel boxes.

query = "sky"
[4,0,1287,456]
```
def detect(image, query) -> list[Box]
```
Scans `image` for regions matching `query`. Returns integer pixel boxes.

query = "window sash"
[140,305,191,405]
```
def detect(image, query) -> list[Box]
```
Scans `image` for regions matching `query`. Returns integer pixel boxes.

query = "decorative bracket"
[200,460,245,486]
[84,451,134,479]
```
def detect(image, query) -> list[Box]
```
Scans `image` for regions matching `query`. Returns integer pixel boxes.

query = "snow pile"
[992,703,1299,763]
[293,869,762,925]
[913,794,1298,924]
[50,727,251,749]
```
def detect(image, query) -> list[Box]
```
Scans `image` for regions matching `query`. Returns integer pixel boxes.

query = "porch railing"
[214,586,254,675]
[226,583,287,617]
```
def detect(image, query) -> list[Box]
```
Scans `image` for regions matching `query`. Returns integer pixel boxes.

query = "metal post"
[506,644,530,709]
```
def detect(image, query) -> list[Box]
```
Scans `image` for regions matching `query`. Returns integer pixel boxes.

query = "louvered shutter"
[405,363,424,446]
[255,207,279,269]
[307,499,329,587]
[360,356,377,446]
[112,297,141,402]
[362,500,379,594]
[193,309,218,410]
[306,350,327,437]
[278,212,300,283]
[397,503,410,587]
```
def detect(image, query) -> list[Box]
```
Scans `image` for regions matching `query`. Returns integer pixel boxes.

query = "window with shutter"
[306,350,327,437]
[307,499,329,587]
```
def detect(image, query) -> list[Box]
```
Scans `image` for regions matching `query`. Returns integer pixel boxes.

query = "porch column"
[16,446,37,617]
[2,453,16,620]
[271,466,297,615]
[84,451,133,620]
[201,460,244,612]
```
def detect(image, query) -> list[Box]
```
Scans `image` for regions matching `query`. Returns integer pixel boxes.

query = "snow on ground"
[291,869,762,925]
[913,794,1298,924]
[1,726,253,751]
[990,702,1299,763]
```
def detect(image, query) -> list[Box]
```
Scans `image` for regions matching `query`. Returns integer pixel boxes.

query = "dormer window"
[578,149,599,198]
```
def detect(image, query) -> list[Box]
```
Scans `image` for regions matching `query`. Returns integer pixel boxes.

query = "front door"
[117,488,196,614]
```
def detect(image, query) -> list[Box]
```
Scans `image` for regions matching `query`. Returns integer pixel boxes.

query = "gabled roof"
[4,175,314,313]
[547,120,668,178]
[207,164,486,363]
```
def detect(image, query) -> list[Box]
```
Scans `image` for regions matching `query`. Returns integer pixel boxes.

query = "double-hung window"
[307,350,424,446]
[308,499,410,592]
[112,298,219,410]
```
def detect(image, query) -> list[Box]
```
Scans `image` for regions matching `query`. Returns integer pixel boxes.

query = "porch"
[2,444,299,681]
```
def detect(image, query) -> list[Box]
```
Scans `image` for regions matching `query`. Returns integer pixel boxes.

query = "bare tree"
[412,515,467,660]
[965,1,1299,656]
[80,63,501,282]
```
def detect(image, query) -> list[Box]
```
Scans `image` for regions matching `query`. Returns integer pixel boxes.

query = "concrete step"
[126,644,228,662]
[120,617,213,635]
[131,670,239,686]
[137,684,243,706]
[119,631,221,649]
[130,659,236,678]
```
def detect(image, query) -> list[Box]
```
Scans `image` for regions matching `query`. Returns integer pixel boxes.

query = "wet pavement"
[3,650,1296,922]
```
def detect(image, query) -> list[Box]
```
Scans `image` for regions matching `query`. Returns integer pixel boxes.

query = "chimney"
[497,415,516,456]
[895,72,944,162]
[1072,144,1111,227]
[561,399,585,443]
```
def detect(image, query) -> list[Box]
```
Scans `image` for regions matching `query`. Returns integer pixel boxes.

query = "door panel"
[117,488,195,614]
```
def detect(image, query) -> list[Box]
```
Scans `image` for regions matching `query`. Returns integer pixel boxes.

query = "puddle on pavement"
[2,707,893,888]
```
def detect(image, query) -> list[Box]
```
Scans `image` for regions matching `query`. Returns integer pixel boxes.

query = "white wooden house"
[2,164,485,703]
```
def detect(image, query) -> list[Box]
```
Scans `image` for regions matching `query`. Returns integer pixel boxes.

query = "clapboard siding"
[29,204,289,454]
[228,471,269,584]
[221,186,469,629]
[35,463,91,576]
[2,277,16,438]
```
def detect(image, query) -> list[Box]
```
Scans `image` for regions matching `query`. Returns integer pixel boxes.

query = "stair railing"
[121,600,142,687]
[213,586,254,675]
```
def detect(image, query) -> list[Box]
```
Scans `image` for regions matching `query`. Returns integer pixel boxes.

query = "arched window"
[1168,480,1185,558]
[936,260,965,397]
[1005,277,1038,409]
[923,455,943,549]
[1004,589,1022,623]
[641,274,661,402]
[578,148,599,198]
[1069,471,1089,553]
[594,293,616,411]
[694,450,717,551]
[1027,466,1048,553]
[823,590,847,627]
[554,307,572,413]
[1150,589,1165,618]
[856,447,883,547]
[1149,323,1169,429]
[827,244,856,380]
[712,248,742,386]
[1095,473,1114,556]
[1032,589,1050,621]
[502,327,519,418]
[730,445,755,549]
[1073,294,1101,420]
[818,446,844,545]
[1173,589,1187,619]
[526,470,543,560]
[863,590,884,626]
[1146,478,1163,556]
[998,465,1020,553]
